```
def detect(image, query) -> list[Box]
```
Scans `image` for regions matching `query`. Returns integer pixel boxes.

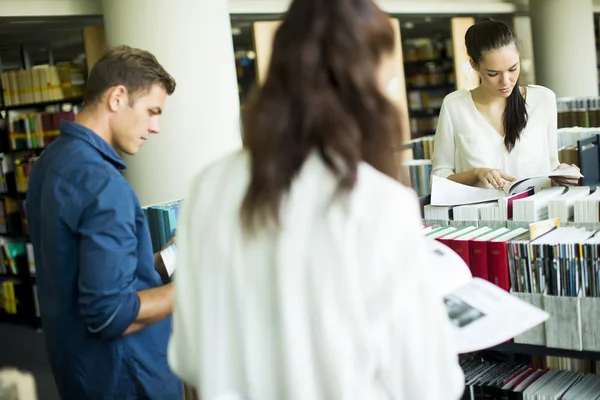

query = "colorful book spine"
[8,110,75,151]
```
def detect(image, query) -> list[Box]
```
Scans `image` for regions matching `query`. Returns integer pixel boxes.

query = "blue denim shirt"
[26,121,182,399]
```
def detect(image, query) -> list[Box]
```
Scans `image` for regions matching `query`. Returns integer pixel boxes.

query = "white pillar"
[529,0,598,98]
[101,0,243,206]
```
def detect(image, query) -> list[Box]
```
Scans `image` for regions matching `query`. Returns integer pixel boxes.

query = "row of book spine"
[1,63,85,107]
[8,110,76,151]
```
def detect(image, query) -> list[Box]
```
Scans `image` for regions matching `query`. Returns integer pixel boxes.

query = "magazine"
[425,238,550,354]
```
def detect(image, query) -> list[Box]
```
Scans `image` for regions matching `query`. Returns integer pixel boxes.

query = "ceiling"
[0,14,271,69]
[0,1,598,70]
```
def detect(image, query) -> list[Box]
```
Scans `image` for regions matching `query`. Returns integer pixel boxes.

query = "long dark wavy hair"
[240,0,401,232]
[465,18,527,152]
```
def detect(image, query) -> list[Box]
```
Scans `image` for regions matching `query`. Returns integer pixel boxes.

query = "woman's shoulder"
[440,89,472,111]
[443,89,472,103]
[525,84,557,102]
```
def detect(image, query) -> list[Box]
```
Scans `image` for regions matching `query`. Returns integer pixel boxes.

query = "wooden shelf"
[9,148,46,154]
[410,108,442,117]
[404,57,453,65]
[411,129,436,139]
[0,192,26,199]
[407,83,454,91]
[488,342,600,361]
[1,97,83,112]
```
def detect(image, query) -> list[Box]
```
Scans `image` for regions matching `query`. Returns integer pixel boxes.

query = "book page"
[446,279,549,354]
[160,243,178,277]
[430,175,507,206]
[424,237,472,296]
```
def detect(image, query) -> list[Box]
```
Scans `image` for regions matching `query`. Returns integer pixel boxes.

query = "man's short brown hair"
[83,45,176,107]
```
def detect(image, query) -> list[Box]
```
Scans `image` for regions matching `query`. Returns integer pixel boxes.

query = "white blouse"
[167,150,465,400]
[431,85,560,184]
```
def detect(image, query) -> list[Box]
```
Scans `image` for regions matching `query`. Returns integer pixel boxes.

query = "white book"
[423,204,452,221]
[452,202,497,221]
[573,187,600,223]
[548,187,591,223]
[512,187,566,222]
[160,242,178,277]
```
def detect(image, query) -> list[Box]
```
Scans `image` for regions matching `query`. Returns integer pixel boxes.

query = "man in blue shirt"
[26,45,182,399]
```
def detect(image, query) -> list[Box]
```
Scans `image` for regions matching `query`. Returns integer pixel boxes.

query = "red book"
[437,225,477,248]
[488,228,529,291]
[425,226,459,243]
[468,227,511,281]
[447,226,494,267]
[504,188,534,219]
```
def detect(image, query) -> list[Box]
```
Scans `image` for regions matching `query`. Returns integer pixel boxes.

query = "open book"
[425,237,549,354]
[431,167,583,207]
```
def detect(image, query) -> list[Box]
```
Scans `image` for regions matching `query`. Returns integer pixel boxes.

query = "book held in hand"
[430,167,583,207]
[424,237,550,354]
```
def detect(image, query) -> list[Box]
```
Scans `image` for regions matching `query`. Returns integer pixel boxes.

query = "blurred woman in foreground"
[168,0,465,399]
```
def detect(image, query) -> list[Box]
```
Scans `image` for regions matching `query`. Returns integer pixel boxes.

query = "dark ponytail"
[240,0,400,232]
[465,18,527,152]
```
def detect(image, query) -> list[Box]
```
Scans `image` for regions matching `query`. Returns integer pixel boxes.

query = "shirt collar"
[60,120,127,171]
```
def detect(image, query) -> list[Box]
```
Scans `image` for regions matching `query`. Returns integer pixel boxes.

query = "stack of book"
[143,199,182,253]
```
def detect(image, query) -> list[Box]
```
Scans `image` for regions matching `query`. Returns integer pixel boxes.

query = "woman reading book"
[167,0,465,399]
[431,19,579,189]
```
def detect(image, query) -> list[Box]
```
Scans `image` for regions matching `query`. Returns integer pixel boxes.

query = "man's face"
[110,84,167,155]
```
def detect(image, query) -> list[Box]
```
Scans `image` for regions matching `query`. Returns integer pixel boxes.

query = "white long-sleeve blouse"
[168,150,465,400]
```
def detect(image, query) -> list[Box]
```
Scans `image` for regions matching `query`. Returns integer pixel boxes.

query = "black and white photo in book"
[444,295,486,328]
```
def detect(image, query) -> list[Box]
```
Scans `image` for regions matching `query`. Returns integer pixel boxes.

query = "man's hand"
[154,236,176,283]
[474,168,516,189]
[551,163,580,187]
